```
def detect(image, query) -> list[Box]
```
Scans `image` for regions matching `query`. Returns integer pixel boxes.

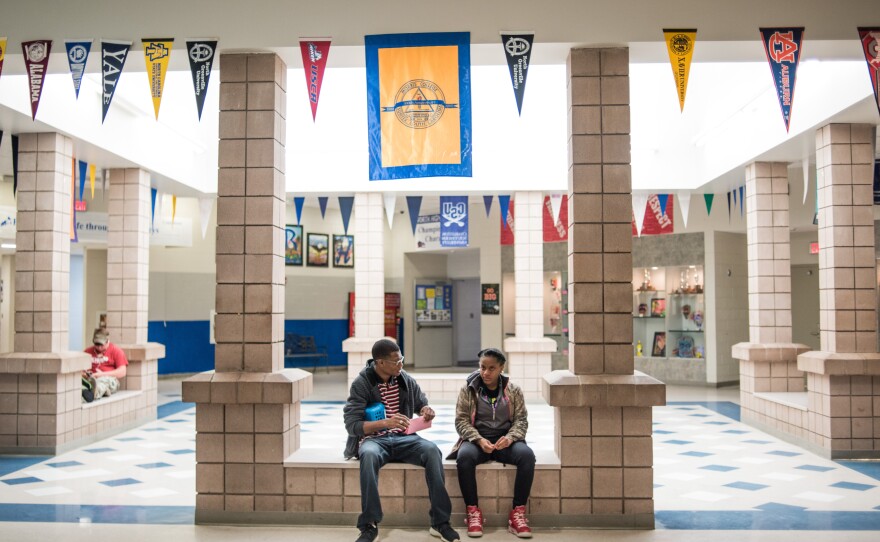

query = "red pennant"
[500,201,515,245]
[858,28,880,116]
[22,40,52,120]
[299,40,331,121]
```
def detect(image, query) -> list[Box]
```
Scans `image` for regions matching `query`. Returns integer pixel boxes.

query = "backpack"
[82,376,95,403]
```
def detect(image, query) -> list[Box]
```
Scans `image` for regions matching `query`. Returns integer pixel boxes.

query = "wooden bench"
[284,333,329,371]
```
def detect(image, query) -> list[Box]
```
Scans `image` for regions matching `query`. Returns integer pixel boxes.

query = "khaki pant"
[92,376,120,399]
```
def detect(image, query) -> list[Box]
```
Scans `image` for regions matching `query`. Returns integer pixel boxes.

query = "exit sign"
[74,200,87,212]
[809,242,819,254]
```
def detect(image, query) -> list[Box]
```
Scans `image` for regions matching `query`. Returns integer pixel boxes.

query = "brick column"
[798,123,880,459]
[0,133,91,454]
[183,53,312,522]
[503,191,556,400]
[343,193,385,385]
[734,162,811,440]
[543,48,664,527]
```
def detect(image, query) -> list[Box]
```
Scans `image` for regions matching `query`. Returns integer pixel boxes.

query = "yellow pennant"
[89,164,96,199]
[142,38,173,119]
[172,195,177,223]
[663,29,697,111]
[0,36,7,64]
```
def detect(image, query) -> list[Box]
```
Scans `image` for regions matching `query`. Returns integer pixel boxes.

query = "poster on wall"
[307,233,329,267]
[285,224,303,265]
[415,283,453,323]
[333,234,354,267]
[481,283,500,315]
[415,214,441,250]
[385,292,401,339]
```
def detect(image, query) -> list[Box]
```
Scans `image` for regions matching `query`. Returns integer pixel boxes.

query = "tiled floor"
[0,374,879,539]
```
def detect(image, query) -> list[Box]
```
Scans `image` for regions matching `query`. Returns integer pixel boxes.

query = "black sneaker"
[356,523,378,542]
[429,522,461,542]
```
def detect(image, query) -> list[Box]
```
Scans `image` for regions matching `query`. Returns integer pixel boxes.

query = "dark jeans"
[358,433,452,529]
[456,438,536,508]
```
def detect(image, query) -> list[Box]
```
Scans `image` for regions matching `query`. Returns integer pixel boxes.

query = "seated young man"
[83,329,128,400]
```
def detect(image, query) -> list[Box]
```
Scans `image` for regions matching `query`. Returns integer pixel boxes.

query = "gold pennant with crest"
[142,38,173,119]
[663,29,697,111]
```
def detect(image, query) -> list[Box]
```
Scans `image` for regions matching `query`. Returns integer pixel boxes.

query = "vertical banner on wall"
[760,27,804,132]
[663,29,697,111]
[858,28,880,116]
[439,195,468,247]
[299,39,331,121]
[142,38,173,119]
[65,40,92,99]
[0,37,6,81]
[365,32,472,180]
[186,39,217,120]
[542,194,568,242]
[22,40,52,120]
[101,40,132,123]
[501,32,533,115]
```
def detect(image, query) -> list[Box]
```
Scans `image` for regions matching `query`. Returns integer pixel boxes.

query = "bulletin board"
[415,282,453,324]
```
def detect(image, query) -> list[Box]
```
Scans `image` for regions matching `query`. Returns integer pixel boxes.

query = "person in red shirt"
[83,329,129,399]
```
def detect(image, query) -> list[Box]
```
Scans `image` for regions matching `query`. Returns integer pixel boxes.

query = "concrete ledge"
[182,369,313,404]
[504,337,558,353]
[543,370,666,407]
[82,389,143,410]
[797,350,880,375]
[753,391,808,411]
[0,351,91,374]
[119,342,166,362]
[284,447,561,469]
[732,342,811,362]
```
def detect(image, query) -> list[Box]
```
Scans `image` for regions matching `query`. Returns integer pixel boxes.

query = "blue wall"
[149,319,349,374]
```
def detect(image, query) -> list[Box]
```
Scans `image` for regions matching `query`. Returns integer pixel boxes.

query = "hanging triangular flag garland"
[704,193,714,216]
[678,191,692,228]
[151,188,158,225]
[142,38,173,119]
[299,39,331,121]
[22,40,52,120]
[498,195,511,232]
[294,196,305,225]
[318,196,328,218]
[760,27,804,132]
[65,40,92,99]
[89,164,96,199]
[501,32,534,115]
[0,37,6,81]
[102,40,132,123]
[12,135,19,196]
[338,196,354,234]
[483,195,493,217]
[632,194,648,236]
[199,196,213,239]
[549,193,563,226]
[858,28,880,116]
[78,160,88,201]
[406,196,422,235]
[384,193,396,230]
[663,29,697,111]
[186,39,217,120]
[739,186,745,215]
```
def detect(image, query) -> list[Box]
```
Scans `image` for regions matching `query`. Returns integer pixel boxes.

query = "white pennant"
[632,194,649,237]
[153,190,164,227]
[199,196,213,239]
[802,157,810,205]
[384,192,396,229]
[549,193,563,226]
[677,191,691,229]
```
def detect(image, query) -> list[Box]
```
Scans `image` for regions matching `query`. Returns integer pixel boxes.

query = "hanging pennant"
[500,201,515,245]
[858,28,880,116]
[102,40,132,123]
[142,38,174,119]
[726,191,732,221]
[103,169,109,200]
[299,39,331,121]
[663,29,697,112]
[89,164,96,199]
[501,32,534,115]
[498,195,511,232]
[483,195,493,217]
[703,193,714,216]
[802,157,810,205]
[78,160,88,201]
[22,40,52,120]
[384,192,396,229]
[732,188,737,214]
[760,27,804,132]
[631,194,648,237]
[678,191,692,228]
[739,186,745,215]
[199,196,213,239]
[294,196,305,225]
[543,195,568,243]
[65,40,92,99]
[155,190,165,226]
[657,194,669,216]
[0,37,6,81]
[338,196,354,234]
[151,188,158,225]
[12,135,19,196]
[171,194,177,224]
[549,193,563,226]
[318,196,329,218]
[406,196,422,234]
[186,39,217,120]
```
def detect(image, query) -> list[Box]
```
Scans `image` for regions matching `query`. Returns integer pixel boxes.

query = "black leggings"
[456,438,536,508]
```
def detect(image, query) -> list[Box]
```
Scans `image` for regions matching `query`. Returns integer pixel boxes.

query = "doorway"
[453,278,481,366]
[791,264,820,350]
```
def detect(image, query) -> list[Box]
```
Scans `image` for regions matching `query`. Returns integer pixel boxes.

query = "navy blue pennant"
[406,196,422,234]
[294,196,305,225]
[339,196,354,234]
[318,196,329,218]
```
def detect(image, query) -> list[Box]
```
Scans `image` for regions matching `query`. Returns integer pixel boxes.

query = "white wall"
[705,231,749,384]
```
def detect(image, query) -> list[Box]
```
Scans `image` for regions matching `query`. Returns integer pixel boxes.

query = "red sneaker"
[465,505,483,537]
[508,505,532,538]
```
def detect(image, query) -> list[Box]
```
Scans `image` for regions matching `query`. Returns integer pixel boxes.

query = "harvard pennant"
[858,28,880,116]
[142,38,173,119]
[760,27,804,132]
[663,29,696,112]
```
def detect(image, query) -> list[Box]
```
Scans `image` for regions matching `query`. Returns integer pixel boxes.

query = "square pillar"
[542,48,664,527]
[184,53,313,522]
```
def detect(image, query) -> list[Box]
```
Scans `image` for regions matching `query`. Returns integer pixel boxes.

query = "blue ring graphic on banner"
[381,79,458,129]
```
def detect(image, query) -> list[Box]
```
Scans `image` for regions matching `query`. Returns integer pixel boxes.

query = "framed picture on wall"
[332,234,354,268]
[650,298,666,317]
[652,331,667,357]
[307,233,329,267]
[285,225,304,266]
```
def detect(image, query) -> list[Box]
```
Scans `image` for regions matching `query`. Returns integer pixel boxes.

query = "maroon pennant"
[22,40,53,120]
[858,28,880,116]
[299,39,331,121]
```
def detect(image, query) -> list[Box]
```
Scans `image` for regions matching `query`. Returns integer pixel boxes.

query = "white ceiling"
[0,0,878,197]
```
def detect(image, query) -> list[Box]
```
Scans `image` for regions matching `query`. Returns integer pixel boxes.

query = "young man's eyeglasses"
[382,356,404,366]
